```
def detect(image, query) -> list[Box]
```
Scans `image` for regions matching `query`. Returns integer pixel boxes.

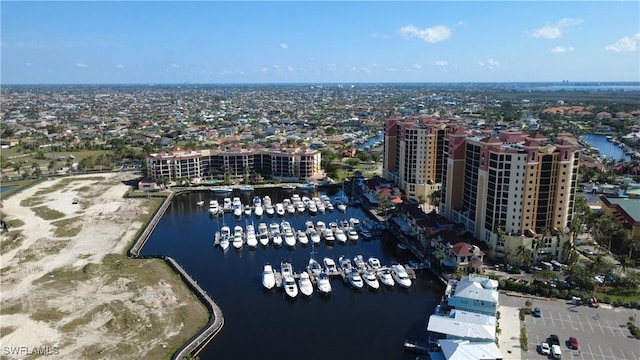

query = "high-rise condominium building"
[441,129,581,260]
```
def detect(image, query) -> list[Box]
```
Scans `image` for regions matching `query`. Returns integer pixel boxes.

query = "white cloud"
[170,64,178,68]
[260,67,268,73]
[478,58,500,71]
[76,63,88,68]
[399,24,452,43]
[551,46,575,53]
[530,17,583,39]
[280,43,288,49]
[487,58,500,66]
[413,64,423,69]
[434,60,448,67]
[606,33,640,53]
[116,64,125,69]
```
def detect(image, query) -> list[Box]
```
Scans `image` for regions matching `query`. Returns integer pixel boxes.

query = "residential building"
[383,115,456,202]
[440,129,581,261]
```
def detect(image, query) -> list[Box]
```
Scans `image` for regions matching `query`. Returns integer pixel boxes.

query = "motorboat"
[297,180,316,191]
[222,197,232,212]
[246,224,258,248]
[367,257,381,270]
[360,229,373,240]
[307,258,323,276]
[196,200,205,206]
[285,201,296,214]
[316,273,332,295]
[336,201,347,212]
[347,270,364,290]
[306,201,318,215]
[284,229,296,247]
[338,256,353,273]
[254,204,264,217]
[376,267,395,287]
[346,228,359,241]
[353,255,367,271]
[297,230,309,245]
[265,203,275,216]
[316,221,327,232]
[262,263,276,290]
[298,272,314,296]
[232,225,244,249]
[283,275,298,299]
[275,203,285,216]
[308,229,321,244]
[212,187,233,194]
[209,200,220,215]
[239,185,254,192]
[270,222,282,246]
[321,229,335,242]
[258,223,269,246]
[244,205,252,216]
[232,197,243,217]
[218,225,230,251]
[282,184,296,191]
[323,257,338,275]
[391,264,412,288]
[296,201,306,213]
[349,217,360,227]
[334,228,347,243]
[363,269,380,290]
[313,197,325,213]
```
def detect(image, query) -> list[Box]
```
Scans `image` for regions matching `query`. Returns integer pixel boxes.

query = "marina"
[141,186,444,360]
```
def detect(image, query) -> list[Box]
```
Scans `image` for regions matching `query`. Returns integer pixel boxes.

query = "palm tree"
[618,255,631,274]
[418,194,426,210]
[515,245,532,267]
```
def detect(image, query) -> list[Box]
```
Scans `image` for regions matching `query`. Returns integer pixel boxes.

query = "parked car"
[568,336,579,350]
[533,307,542,317]
[549,334,560,346]
[540,342,551,355]
[551,344,562,359]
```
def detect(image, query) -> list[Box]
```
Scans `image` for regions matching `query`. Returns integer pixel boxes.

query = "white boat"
[212,187,233,194]
[209,200,220,215]
[285,202,296,214]
[391,264,412,288]
[368,257,381,270]
[254,204,264,217]
[244,205,252,216]
[232,225,244,249]
[246,224,258,248]
[346,228,359,241]
[321,229,335,242]
[347,270,364,290]
[316,221,326,232]
[308,229,321,244]
[297,180,316,191]
[281,260,293,277]
[305,221,315,232]
[196,200,205,206]
[218,225,231,251]
[323,257,338,275]
[232,197,243,217]
[336,201,347,212]
[284,229,296,247]
[275,203,285,216]
[339,256,353,273]
[334,228,347,243]
[258,223,269,246]
[296,230,309,245]
[298,272,314,296]
[239,185,254,192]
[222,197,232,212]
[265,203,275,216]
[349,217,360,227]
[306,201,318,215]
[307,258,323,276]
[296,201,306,213]
[282,184,296,191]
[316,273,332,295]
[262,263,276,289]
[283,275,298,299]
[376,267,395,287]
[363,269,380,290]
[353,254,367,271]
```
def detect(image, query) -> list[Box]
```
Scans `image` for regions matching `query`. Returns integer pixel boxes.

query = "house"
[446,274,499,316]
[0,138,19,148]
[138,178,160,191]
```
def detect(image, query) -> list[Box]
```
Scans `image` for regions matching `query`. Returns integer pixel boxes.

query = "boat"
[298,272,314,296]
[284,228,296,247]
[305,220,315,233]
[397,242,408,251]
[297,180,316,191]
[265,203,275,216]
[391,264,412,288]
[244,205,252,216]
[347,270,364,290]
[262,263,276,289]
[246,224,258,248]
[316,273,332,295]
[282,184,296,191]
[353,254,367,271]
[306,201,318,215]
[258,223,269,246]
[368,257,381,270]
[346,228,359,241]
[212,186,233,194]
[308,229,321,244]
[316,221,327,232]
[360,229,373,240]
[334,228,347,243]
[275,203,285,216]
[218,225,231,251]
[285,200,296,214]
[307,258,323,276]
[196,200,205,206]
[222,197,232,212]
[209,200,220,215]
[376,267,395,287]
[281,260,293,277]
[338,256,353,273]
[232,225,244,249]
[297,230,309,245]
[232,197,243,217]
[363,269,380,290]
[270,223,283,247]
[323,257,338,275]
[336,200,347,212]
[321,228,335,242]
[283,275,298,299]
[239,185,254,192]
[349,217,360,227]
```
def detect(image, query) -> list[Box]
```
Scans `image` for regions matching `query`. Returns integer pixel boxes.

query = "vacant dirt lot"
[0,173,208,359]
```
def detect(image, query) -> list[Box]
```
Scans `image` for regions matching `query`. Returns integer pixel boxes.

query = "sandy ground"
[0,173,206,359]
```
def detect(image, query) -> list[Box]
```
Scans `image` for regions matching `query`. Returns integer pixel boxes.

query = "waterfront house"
[446,274,499,317]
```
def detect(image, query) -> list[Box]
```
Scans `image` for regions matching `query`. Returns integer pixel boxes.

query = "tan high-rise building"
[382,115,456,202]
[441,129,581,261]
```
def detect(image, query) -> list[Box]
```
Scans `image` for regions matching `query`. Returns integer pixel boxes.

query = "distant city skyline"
[2,1,639,84]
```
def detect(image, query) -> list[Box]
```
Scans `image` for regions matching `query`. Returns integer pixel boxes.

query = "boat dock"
[271,263,417,288]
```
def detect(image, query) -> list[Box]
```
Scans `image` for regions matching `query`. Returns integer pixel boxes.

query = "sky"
[1,1,639,84]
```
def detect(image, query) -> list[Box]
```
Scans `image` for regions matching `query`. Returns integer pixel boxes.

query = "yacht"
[253,196,264,217]
[265,203,275,216]
[209,200,220,215]
[298,272,314,296]
[308,229,321,244]
[232,225,244,249]
[316,273,332,295]
[349,217,360,227]
[245,224,258,248]
[283,229,296,247]
[262,263,276,290]
[316,221,327,232]
[321,228,335,242]
[307,258,323,276]
[285,201,296,215]
[212,186,233,195]
[283,275,298,299]
[275,203,285,216]
[218,225,231,251]
[222,197,232,212]
[239,185,254,192]
[338,256,353,273]
[336,200,347,212]
[367,257,381,270]
[376,267,395,287]
[363,269,380,290]
[391,264,412,288]
[281,260,294,277]
[258,223,270,246]
[270,222,283,247]
[297,180,316,191]
[346,228,359,241]
[244,205,252,216]
[232,197,243,218]
[296,230,309,245]
[347,270,364,290]
[353,254,367,271]
[306,201,318,215]
[305,221,315,232]
[296,200,306,213]
[196,200,205,206]
[334,228,347,243]
[323,257,338,275]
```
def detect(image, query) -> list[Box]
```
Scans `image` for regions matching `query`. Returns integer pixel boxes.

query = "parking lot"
[500,293,640,360]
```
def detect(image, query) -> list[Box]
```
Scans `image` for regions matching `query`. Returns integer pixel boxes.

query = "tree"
[515,245,532,267]
[12,162,22,174]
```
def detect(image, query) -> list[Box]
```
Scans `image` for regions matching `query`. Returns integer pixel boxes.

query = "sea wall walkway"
[127,189,224,360]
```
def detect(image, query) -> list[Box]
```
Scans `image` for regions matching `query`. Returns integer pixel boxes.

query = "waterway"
[581,134,630,162]
[141,188,443,360]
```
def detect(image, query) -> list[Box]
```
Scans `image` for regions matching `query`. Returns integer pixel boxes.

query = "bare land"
[0,173,208,359]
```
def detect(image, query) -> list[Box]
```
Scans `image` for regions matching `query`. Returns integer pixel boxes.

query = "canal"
[141,188,444,360]
[582,134,630,162]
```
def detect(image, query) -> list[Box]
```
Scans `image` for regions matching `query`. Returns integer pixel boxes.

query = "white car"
[540,342,551,355]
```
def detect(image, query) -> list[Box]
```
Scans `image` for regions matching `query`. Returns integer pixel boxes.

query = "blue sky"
[2,1,639,84]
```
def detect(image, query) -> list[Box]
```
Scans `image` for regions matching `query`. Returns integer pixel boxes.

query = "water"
[358,134,384,151]
[141,188,443,360]
[581,134,630,162]
[0,185,17,193]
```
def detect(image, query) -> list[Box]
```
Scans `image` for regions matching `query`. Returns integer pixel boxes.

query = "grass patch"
[0,212,26,228]
[32,206,65,220]
[0,326,16,337]
[32,176,106,197]
[51,217,83,237]
[0,230,24,254]
[0,301,23,315]
[19,196,46,207]
[0,266,12,275]
[41,239,70,256]
[31,308,70,323]
[596,288,640,305]
[17,249,37,264]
